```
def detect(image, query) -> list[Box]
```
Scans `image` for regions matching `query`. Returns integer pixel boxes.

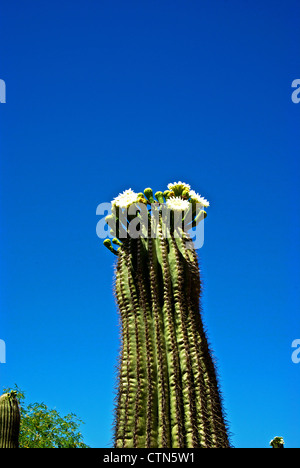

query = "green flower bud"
[103,239,118,255]
[144,187,155,203]
[155,191,164,204]
[112,238,123,247]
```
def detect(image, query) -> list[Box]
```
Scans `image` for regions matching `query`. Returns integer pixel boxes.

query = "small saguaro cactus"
[270,436,284,448]
[103,181,230,448]
[0,391,21,448]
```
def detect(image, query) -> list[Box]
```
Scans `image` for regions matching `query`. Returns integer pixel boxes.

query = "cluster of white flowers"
[111,182,209,210]
[112,188,139,208]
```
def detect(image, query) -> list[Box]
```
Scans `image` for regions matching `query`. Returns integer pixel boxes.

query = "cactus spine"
[104,183,230,448]
[0,391,21,448]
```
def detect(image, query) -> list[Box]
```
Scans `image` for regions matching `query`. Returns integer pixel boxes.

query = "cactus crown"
[103,181,209,254]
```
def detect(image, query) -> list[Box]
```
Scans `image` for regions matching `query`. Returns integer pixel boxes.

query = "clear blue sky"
[0,0,299,448]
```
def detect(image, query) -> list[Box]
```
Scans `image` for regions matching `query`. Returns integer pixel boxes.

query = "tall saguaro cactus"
[103,182,230,448]
[0,391,21,448]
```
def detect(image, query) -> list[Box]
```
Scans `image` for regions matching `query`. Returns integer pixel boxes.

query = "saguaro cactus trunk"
[0,391,21,448]
[103,182,230,448]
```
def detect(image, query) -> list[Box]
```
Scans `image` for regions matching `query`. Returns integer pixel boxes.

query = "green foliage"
[3,385,89,448]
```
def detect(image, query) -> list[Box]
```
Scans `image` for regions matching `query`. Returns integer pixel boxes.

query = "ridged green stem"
[112,217,230,447]
[0,391,20,448]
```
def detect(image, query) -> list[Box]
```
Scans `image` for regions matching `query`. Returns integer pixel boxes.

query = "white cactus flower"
[167,181,191,192]
[112,188,139,208]
[189,190,210,207]
[166,196,190,212]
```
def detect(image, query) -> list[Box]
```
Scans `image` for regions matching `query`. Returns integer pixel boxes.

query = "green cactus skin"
[0,391,21,448]
[270,436,284,448]
[106,187,230,448]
